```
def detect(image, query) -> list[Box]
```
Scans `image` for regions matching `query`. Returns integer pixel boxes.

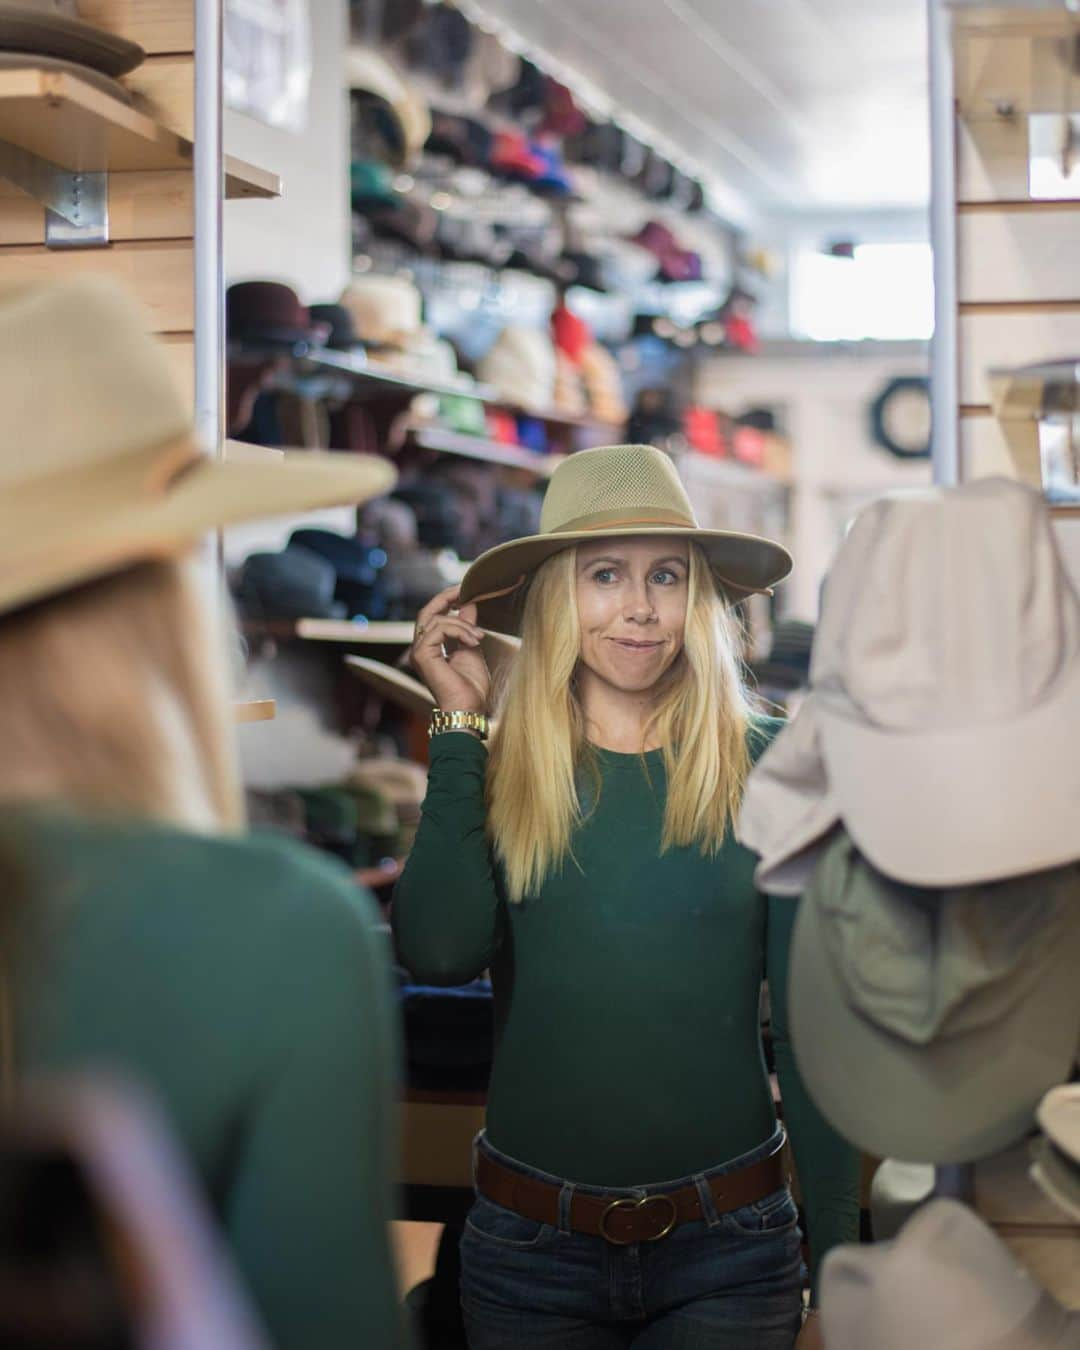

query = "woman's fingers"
[413,586,463,639]
[418,616,483,649]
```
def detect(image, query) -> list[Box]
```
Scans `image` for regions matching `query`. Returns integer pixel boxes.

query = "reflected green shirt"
[7,809,408,1350]
[393,719,860,1279]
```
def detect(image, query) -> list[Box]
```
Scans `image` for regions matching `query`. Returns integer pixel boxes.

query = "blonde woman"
[395,444,859,1350]
[0,278,407,1350]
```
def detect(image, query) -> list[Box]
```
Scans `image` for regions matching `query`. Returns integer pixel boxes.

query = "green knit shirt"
[393,719,860,1279]
[7,809,408,1350]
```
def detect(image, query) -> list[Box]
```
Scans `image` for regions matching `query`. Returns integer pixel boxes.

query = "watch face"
[871,377,931,459]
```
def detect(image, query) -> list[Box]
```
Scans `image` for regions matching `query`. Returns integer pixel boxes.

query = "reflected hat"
[460,443,790,635]
[0,0,144,76]
[790,828,1080,1163]
[1032,1086,1080,1223]
[821,1199,1080,1350]
[0,278,396,617]
[346,656,434,718]
[741,478,1080,892]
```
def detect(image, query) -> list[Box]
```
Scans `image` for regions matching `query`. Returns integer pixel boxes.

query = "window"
[790,242,934,342]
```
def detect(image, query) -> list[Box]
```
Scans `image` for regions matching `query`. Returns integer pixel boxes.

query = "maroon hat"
[226,282,324,350]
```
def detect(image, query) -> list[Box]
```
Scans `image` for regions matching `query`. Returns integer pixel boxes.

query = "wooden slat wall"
[958,210,1080,304]
[127,55,194,140]
[0,240,193,330]
[0,172,192,245]
[959,308,1080,405]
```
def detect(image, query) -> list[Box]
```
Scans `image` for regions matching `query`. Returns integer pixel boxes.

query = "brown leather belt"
[476,1139,787,1246]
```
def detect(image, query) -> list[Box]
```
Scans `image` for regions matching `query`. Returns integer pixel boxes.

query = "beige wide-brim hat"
[346,47,431,165]
[0,278,396,618]
[459,443,792,635]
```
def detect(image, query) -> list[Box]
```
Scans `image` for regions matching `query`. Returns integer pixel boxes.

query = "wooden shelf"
[296,619,416,644]
[408,424,562,475]
[224,154,281,200]
[0,67,278,197]
[234,699,276,723]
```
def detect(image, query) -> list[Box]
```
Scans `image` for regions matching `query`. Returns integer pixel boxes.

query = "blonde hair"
[0,560,243,832]
[487,542,753,902]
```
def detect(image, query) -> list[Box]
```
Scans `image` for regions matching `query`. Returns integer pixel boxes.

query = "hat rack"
[930,0,1080,508]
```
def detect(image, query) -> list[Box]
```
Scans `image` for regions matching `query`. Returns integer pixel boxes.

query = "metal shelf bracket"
[0,140,109,248]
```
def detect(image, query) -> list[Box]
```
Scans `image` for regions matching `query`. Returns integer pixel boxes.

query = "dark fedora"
[0,0,144,77]
[227,282,322,351]
[308,303,363,353]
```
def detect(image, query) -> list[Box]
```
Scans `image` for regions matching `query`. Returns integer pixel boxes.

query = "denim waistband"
[474,1125,786,1203]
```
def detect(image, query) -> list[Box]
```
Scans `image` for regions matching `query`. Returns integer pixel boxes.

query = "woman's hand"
[795,1309,825,1350]
[410,586,491,715]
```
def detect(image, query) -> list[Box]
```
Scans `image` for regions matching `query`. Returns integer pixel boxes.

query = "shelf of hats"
[224,0,799,930]
[226,0,796,664]
[947,0,1080,504]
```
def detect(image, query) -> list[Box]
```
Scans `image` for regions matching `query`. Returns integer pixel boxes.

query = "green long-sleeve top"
[393,720,860,1283]
[6,808,408,1350]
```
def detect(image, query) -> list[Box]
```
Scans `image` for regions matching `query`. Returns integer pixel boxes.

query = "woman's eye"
[651,569,679,585]
[593,568,617,584]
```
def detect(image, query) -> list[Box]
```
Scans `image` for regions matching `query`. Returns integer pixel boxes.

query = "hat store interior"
[4,1,1080,1348]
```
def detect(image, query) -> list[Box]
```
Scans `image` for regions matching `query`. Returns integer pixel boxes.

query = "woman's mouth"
[609,638,664,653]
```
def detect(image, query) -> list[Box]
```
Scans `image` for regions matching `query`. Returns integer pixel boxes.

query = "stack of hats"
[337,274,468,388]
[549,303,627,426]
[738,478,1080,1346]
[348,46,430,168]
[476,326,557,412]
[227,282,328,354]
[0,0,145,103]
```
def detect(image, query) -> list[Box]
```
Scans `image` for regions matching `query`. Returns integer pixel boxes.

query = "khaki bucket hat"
[790,829,1080,1164]
[0,278,396,618]
[821,1200,1080,1350]
[740,477,1080,891]
[458,443,791,635]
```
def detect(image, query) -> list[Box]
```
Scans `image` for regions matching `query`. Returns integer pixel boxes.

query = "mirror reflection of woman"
[395,444,860,1350]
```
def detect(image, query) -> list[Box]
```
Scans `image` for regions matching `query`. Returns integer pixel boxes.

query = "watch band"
[428,709,489,740]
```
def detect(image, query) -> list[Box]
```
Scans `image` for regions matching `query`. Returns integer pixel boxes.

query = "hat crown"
[823,1200,1071,1349]
[0,278,190,486]
[539,443,697,535]
[811,479,1080,730]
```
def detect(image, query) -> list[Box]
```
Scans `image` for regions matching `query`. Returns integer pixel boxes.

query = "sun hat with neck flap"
[0,277,397,618]
[458,442,792,635]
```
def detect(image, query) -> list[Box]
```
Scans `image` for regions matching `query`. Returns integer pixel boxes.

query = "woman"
[394,443,860,1349]
[0,277,407,1350]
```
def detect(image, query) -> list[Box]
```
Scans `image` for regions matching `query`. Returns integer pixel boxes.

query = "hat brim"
[815,656,1080,886]
[0,50,133,101]
[4,443,395,616]
[0,9,145,76]
[1030,1138,1080,1223]
[459,526,792,635]
[346,656,434,718]
[790,873,1080,1163]
[736,695,840,897]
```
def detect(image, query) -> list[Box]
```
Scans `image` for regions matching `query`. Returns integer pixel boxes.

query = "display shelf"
[243,618,417,645]
[234,699,276,723]
[0,66,279,199]
[303,348,497,402]
[407,424,563,475]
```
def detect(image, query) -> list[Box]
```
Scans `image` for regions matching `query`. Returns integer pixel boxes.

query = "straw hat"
[458,443,791,635]
[0,278,396,617]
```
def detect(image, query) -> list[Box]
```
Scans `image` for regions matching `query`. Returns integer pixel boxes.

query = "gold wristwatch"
[428,709,489,741]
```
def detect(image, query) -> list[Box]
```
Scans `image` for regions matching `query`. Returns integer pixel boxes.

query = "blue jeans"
[460,1129,805,1349]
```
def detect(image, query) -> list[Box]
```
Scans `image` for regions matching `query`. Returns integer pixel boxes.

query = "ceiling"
[461,0,931,223]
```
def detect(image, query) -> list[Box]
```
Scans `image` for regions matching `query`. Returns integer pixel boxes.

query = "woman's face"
[574,537,689,695]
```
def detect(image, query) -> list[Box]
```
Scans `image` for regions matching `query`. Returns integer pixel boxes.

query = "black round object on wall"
[870,376,931,459]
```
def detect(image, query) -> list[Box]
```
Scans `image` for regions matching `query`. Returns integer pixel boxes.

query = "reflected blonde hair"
[487,542,752,902]
[0,560,243,832]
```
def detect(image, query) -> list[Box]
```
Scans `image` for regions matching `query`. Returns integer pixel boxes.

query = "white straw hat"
[821,1199,1080,1350]
[741,478,1080,890]
[0,278,396,617]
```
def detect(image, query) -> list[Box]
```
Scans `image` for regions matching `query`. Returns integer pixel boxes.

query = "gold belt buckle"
[598,1193,678,1246]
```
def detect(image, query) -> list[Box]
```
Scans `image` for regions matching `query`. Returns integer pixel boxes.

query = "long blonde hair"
[487,542,753,902]
[0,560,243,832]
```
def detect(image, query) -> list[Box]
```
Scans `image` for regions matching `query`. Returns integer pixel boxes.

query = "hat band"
[550,507,696,534]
